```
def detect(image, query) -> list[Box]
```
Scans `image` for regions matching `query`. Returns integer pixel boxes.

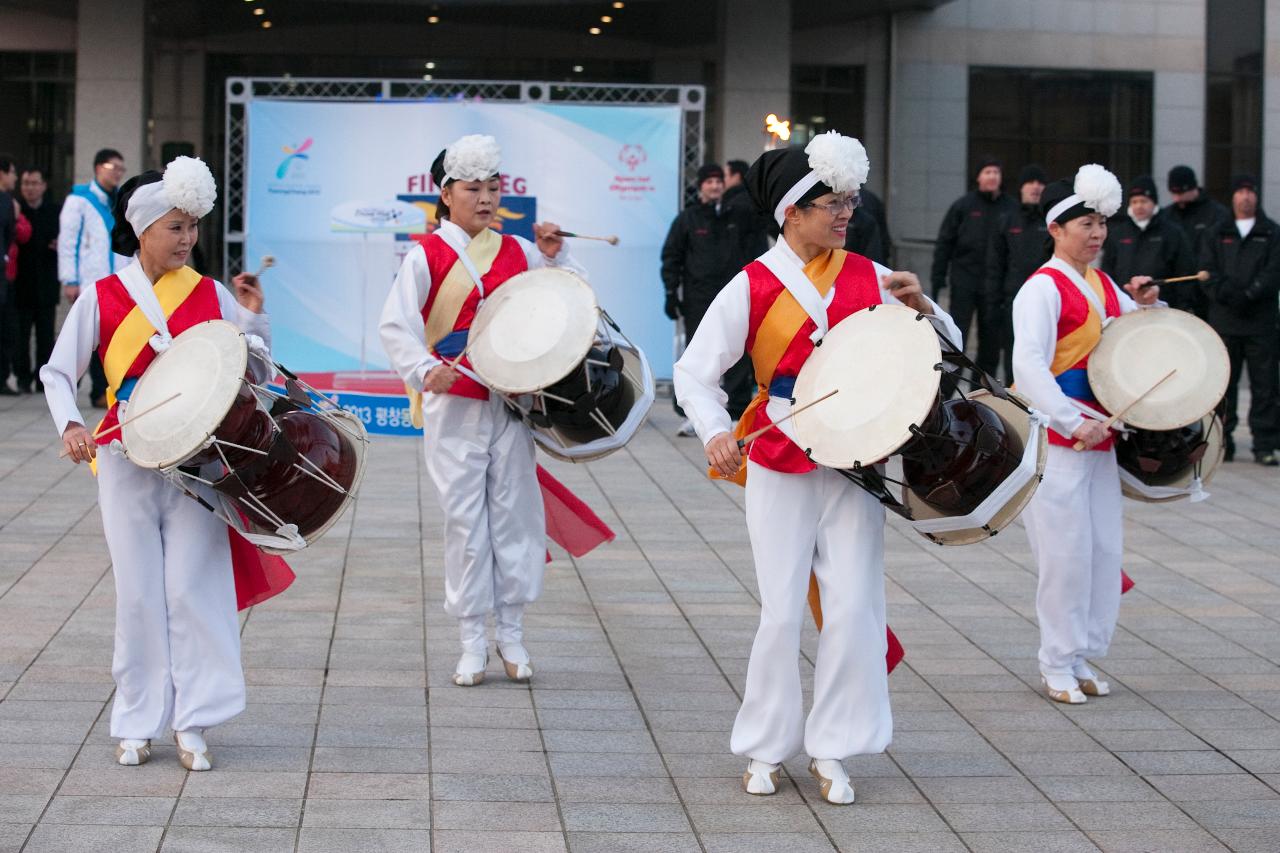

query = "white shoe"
[1073,661,1110,696]
[676,419,697,437]
[741,759,781,795]
[1042,674,1087,705]
[174,729,212,771]
[115,739,151,766]
[809,758,855,804]
[453,651,488,686]
[497,642,533,682]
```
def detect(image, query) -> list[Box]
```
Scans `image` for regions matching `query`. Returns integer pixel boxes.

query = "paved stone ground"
[3,386,1280,853]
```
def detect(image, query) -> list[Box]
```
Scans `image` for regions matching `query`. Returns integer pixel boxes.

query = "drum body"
[468,268,654,462]
[122,320,369,553]
[791,304,1046,545]
[1117,414,1224,503]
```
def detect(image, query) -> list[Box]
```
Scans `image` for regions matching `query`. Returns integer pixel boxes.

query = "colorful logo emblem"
[619,144,647,172]
[276,138,313,179]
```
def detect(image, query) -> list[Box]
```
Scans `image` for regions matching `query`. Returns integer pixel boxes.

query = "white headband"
[774,171,821,226]
[125,156,217,242]
[1044,194,1084,227]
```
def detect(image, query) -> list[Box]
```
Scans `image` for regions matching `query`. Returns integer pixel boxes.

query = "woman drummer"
[41,157,274,769]
[1012,165,1161,705]
[380,134,586,687]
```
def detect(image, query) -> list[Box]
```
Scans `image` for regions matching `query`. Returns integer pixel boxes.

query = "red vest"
[414,232,529,400]
[743,253,883,473]
[1036,265,1122,451]
[94,273,222,444]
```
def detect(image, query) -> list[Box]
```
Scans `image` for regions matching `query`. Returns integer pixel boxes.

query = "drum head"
[468,268,600,395]
[1088,309,1229,431]
[902,389,1048,545]
[1120,414,1225,503]
[122,320,248,469]
[792,304,943,468]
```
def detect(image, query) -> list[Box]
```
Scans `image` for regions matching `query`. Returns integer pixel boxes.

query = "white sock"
[744,759,781,794]
[496,604,524,646]
[1042,671,1080,692]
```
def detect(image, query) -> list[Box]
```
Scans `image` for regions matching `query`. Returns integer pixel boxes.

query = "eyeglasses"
[800,194,860,215]
[101,163,127,174]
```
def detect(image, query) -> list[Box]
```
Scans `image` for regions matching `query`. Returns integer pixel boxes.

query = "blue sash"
[433,329,468,360]
[768,375,796,400]
[1054,367,1096,403]
[72,182,117,273]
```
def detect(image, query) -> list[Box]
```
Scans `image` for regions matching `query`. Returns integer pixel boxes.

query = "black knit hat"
[111,171,163,256]
[696,163,725,186]
[1128,175,1158,203]
[745,147,832,222]
[1167,165,1197,193]
[975,155,1002,179]
[1231,173,1259,195]
[1017,164,1047,187]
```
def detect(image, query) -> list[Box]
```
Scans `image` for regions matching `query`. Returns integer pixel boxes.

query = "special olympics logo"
[618,144,647,172]
[276,138,313,179]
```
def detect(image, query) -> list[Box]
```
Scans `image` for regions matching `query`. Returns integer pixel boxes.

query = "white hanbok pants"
[97,448,244,739]
[422,391,545,648]
[730,462,893,764]
[1022,444,1123,678]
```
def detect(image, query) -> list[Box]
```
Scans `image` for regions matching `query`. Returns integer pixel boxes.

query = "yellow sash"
[1050,267,1109,376]
[711,250,846,486]
[102,266,203,407]
[407,228,504,428]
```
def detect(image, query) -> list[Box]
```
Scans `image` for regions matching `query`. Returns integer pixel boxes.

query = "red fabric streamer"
[538,465,615,557]
[227,528,295,611]
[1121,570,1134,594]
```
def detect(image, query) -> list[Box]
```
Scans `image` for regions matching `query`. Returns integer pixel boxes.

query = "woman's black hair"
[110,170,163,256]
[430,148,451,222]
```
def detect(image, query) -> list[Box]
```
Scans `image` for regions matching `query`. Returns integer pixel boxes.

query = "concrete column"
[716,0,791,163]
[1264,0,1280,203]
[1153,71,1206,191]
[74,0,147,181]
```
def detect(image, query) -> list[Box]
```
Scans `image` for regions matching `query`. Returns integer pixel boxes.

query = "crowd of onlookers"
[658,153,1280,465]
[0,148,131,405]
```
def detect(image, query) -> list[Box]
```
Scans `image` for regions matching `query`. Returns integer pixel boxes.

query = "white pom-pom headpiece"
[125,156,217,241]
[773,131,871,225]
[442,134,502,183]
[1045,163,1122,225]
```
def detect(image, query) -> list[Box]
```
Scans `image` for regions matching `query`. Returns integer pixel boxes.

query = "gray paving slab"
[3,395,1280,849]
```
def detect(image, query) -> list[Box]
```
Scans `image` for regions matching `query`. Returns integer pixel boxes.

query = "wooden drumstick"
[553,230,620,246]
[251,255,276,278]
[737,389,839,449]
[1138,270,1208,289]
[1072,369,1176,451]
[59,392,183,458]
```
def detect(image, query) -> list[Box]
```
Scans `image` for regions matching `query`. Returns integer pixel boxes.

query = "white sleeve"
[379,244,439,391]
[516,235,589,280]
[872,261,964,349]
[40,283,99,436]
[215,282,274,384]
[1012,275,1084,437]
[57,197,83,284]
[673,271,750,445]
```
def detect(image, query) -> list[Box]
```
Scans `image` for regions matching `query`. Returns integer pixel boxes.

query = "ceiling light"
[613,1,624,7]
[588,26,601,34]
[425,61,435,69]
[423,74,433,81]
[253,7,264,15]
[601,15,612,22]
[573,65,584,73]
[428,15,440,23]
[261,20,272,28]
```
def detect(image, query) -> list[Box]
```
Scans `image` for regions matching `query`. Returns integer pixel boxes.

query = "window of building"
[1206,0,1263,201]
[0,52,76,194]
[791,65,865,146]
[968,67,1152,186]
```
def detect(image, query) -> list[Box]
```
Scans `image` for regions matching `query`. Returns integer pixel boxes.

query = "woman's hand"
[424,364,460,394]
[706,432,742,479]
[62,423,97,464]
[533,222,565,259]
[1124,275,1159,305]
[881,271,932,314]
[1071,419,1111,450]
[231,273,265,313]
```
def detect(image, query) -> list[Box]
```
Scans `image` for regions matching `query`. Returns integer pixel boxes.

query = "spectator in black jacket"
[844,202,886,265]
[1201,174,1280,465]
[723,158,770,261]
[1102,176,1199,315]
[1166,165,1230,260]
[858,187,891,264]
[14,166,60,392]
[931,155,1017,374]
[985,164,1049,383]
[661,163,756,432]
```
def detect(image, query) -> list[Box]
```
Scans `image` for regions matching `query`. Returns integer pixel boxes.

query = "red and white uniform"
[380,219,586,653]
[41,259,274,740]
[675,238,960,764]
[1012,255,1144,681]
